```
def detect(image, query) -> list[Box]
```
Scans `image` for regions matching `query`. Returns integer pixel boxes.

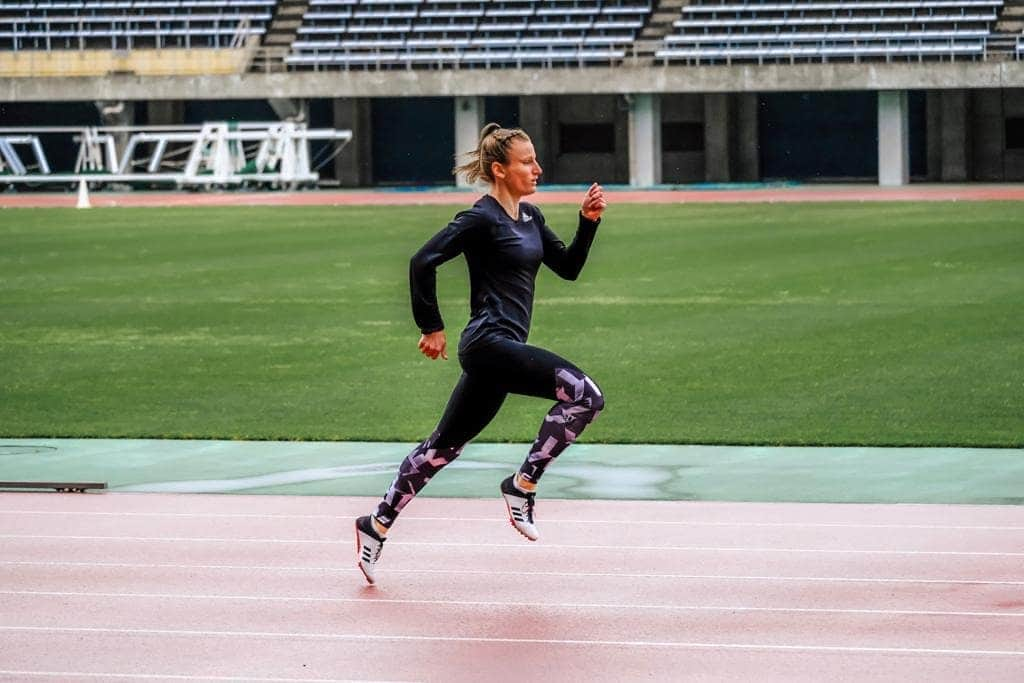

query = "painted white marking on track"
[391,541,1024,557]
[2,560,1022,585]
[2,589,1022,619]
[1,510,1021,531]
[1,626,1022,657]
[2,534,1020,557]
[0,672,407,683]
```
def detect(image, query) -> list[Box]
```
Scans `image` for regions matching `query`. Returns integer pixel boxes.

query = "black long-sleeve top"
[410,194,600,355]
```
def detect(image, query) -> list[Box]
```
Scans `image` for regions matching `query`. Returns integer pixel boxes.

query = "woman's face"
[494,138,542,197]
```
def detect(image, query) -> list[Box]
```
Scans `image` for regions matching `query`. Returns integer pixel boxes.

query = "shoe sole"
[354,521,376,585]
[503,496,538,542]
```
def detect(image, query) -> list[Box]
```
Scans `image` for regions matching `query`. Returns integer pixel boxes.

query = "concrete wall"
[0,48,248,78]
[925,91,943,182]
[332,98,372,187]
[1005,89,1024,180]
[703,92,761,183]
[145,100,184,126]
[518,95,552,176]
[327,91,758,187]
[972,89,1005,181]
[4,62,1024,102]
[7,85,1023,185]
[518,95,631,184]
[877,90,910,186]
[704,93,731,183]
[925,89,970,181]
[549,95,629,184]
[925,87,1024,181]
[627,93,662,186]
[969,88,1024,181]
[660,93,704,183]
[732,93,760,182]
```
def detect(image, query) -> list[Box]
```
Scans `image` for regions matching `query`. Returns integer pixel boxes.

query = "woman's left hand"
[418,330,448,360]
[581,182,607,221]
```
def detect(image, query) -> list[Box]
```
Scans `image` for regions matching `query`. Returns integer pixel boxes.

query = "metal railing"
[0,122,352,190]
[3,23,1020,70]
[1,16,267,51]
[251,34,1023,72]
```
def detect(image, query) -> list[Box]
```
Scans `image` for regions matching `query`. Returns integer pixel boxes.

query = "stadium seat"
[0,0,272,49]
[287,0,651,69]
[658,0,1003,64]
[3,0,1006,68]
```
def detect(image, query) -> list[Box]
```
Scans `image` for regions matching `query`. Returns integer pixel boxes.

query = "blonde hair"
[452,123,531,185]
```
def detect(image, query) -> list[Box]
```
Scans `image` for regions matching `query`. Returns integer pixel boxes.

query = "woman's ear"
[490,160,506,181]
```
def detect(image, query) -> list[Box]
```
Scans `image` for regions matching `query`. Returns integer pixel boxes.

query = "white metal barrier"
[0,122,352,189]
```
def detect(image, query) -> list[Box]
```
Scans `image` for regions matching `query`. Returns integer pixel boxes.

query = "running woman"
[355,123,607,584]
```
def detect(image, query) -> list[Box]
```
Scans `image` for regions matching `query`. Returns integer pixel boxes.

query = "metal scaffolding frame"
[0,122,352,189]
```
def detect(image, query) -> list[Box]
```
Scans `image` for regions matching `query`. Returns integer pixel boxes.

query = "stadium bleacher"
[0,0,274,51]
[285,0,652,69]
[0,0,1018,67]
[656,0,1004,64]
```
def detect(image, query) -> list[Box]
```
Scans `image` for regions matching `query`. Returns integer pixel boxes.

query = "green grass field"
[0,201,1021,446]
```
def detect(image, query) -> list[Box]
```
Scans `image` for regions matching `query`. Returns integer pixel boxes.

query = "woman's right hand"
[418,331,448,360]
[581,182,607,221]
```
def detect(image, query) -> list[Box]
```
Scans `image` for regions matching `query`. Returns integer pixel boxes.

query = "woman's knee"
[587,379,606,414]
[555,367,605,414]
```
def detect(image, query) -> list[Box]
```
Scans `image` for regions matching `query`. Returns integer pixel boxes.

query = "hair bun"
[479,122,502,144]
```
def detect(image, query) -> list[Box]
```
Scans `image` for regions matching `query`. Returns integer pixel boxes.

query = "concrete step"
[638,0,691,42]
[258,0,308,51]
[629,39,664,54]
[640,24,675,38]
[649,10,684,23]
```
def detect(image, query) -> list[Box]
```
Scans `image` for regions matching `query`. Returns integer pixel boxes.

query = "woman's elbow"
[547,258,582,281]
[410,251,432,277]
[563,261,586,281]
[564,269,581,281]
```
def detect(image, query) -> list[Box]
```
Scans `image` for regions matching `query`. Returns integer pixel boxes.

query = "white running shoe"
[354,515,386,585]
[500,475,539,541]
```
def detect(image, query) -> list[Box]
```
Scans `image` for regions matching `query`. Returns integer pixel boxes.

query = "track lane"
[3,563,1022,614]
[2,630,1021,683]
[3,512,1021,553]
[3,589,1023,652]
[4,184,1024,210]
[2,493,1022,681]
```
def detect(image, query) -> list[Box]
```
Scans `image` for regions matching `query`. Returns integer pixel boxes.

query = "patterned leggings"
[373,339,605,527]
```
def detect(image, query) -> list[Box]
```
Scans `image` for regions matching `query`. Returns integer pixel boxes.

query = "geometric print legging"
[373,338,605,528]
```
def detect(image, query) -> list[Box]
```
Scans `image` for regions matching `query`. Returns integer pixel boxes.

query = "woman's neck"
[488,185,520,220]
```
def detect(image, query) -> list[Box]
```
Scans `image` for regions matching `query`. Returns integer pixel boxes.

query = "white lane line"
[2,534,1020,557]
[2,560,1022,586]
[1,626,1022,657]
[392,541,1024,557]
[0,672,408,683]
[2,510,1021,531]
[2,589,1021,619]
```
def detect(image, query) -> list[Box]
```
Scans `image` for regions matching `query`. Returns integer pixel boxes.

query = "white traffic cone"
[76,179,91,209]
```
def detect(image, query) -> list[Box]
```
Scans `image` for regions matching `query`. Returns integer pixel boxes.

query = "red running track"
[2,184,1024,208]
[1,493,1022,682]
